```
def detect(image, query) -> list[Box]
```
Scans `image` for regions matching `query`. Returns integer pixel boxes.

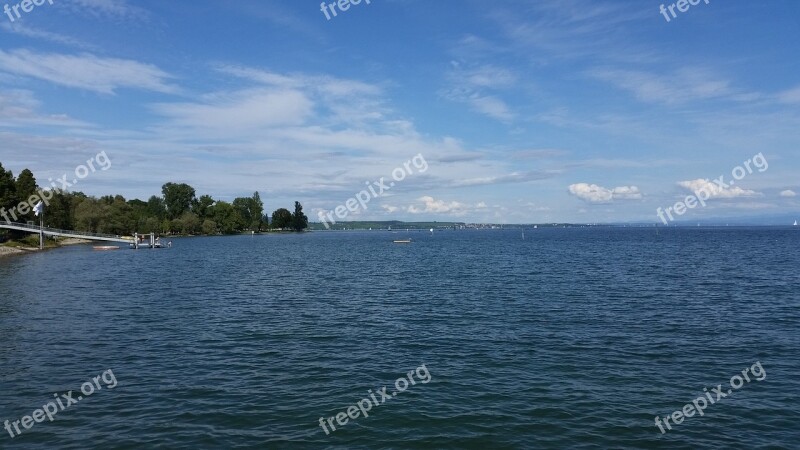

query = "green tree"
[44,190,75,230]
[291,201,308,232]
[177,212,201,235]
[127,199,149,233]
[232,197,253,230]
[201,219,217,235]
[251,192,264,231]
[146,195,166,220]
[211,200,241,234]
[161,218,172,234]
[162,183,196,219]
[14,169,37,222]
[271,208,292,229]
[104,195,133,234]
[231,192,264,231]
[142,217,161,234]
[74,197,107,233]
[193,195,215,221]
[0,163,17,220]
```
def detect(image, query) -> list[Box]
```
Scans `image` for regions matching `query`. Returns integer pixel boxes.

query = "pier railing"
[0,222,134,244]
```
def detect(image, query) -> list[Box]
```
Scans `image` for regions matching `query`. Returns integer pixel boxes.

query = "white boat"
[393,239,412,244]
[794,220,798,226]
[93,246,119,251]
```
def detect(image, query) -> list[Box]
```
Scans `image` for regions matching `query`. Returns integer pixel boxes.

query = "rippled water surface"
[1,228,799,449]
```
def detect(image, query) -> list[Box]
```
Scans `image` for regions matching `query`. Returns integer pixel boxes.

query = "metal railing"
[0,222,133,243]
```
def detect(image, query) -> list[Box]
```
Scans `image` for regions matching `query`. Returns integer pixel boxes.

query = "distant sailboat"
[521,228,525,240]
[794,220,798,226]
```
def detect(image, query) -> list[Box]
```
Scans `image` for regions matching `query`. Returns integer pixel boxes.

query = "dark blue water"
[1,228,798,449]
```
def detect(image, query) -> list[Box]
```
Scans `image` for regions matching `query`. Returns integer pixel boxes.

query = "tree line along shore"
[0,162,308,241]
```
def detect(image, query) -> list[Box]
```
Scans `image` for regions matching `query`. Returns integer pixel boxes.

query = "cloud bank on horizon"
[0,0,798,224]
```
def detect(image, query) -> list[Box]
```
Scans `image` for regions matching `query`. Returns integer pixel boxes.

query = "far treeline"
[0,162,308,236]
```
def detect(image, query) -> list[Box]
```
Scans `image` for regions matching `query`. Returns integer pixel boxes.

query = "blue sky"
[0,0,798,224]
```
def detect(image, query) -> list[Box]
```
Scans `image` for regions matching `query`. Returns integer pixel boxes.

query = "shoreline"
[0,238,92,259]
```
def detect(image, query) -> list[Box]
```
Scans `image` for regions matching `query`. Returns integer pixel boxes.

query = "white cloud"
[151,89,313,131]
[0,23,93,49]
[0,90,88,127]
[406,196,475,215]
[441,63,516,121]
[780,189,797,198]
[68,0,147,19]
[568,183,642,203]
[470,95,514,121]
[217,65,387,125]
[449,62,517,89]
[0,49,176,94]
[453,170,555,187]
[777,86,800,104]
[588,67,739,105]
[677,179,759,199]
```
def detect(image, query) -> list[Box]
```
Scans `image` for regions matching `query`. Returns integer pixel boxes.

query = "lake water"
[1,228,798,449]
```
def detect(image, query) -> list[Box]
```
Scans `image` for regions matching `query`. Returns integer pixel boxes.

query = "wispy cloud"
[0,90,89,128]
[0,23,94,49]
[777,86,800,104]
[588,67,739,105]
[441,61,516,121]
[151,89,313,132]
[490,0,655,63]
[68,0,147,19]
[454,170,555,187]
[0,49,177,94]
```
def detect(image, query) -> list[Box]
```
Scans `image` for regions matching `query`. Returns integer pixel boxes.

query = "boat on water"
[393,239,412,244]
[795,220,798,226]
[93,246,119,251]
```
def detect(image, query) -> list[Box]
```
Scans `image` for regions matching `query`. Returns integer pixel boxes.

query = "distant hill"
[307,221,599,230]
[308,221,464,231]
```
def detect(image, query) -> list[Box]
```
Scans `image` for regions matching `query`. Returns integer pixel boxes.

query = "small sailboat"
[393,238,412,244]
[794,220,798,226]
[521,228,525,240]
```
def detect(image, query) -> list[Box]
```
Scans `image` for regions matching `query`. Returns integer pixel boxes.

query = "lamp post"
[33,201,44,249]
